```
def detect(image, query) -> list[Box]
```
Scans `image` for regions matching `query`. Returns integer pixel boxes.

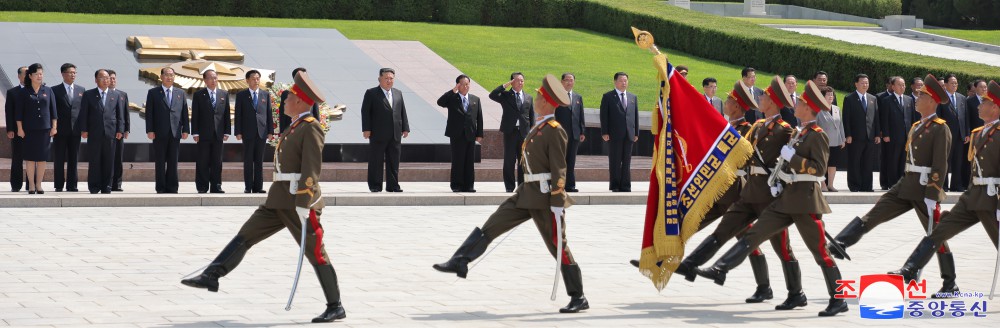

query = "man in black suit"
[4,66,27,192]
[780,75,799,126]
[877,76,913,190]
[234,70,272,194]
[361,68,409,193]
[145,67,190,194]
[109,70,128,192]
[489,72,534,192]
[52,63,85,192]
[741,67,766,122]
[814,71,838,106]
[437,74,483,192]
[965,79,987,189]
[79,69,124,194]
[191,70,230,194]
[556,73,585,192]
[600,72,639,192]
[278,67,319,133]
[939,74,969,192]
[842,73,881,192]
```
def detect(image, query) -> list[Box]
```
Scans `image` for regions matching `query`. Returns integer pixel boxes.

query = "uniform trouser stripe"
[551,213,571,265]
[811,214,835,267]
[308,209,327,266]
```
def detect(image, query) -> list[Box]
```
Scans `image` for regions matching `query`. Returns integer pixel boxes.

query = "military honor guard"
[827,74,957,296]
[181,71,346,323]
[682,76,803,307]
[697,80,849,316]
[433,74,588,313]
[889,80,1000,290]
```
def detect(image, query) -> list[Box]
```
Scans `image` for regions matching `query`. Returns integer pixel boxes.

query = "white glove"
[770,184,782,197]
[550,206,564,216]
[924,198,937,218]
[296,207,310,224]
[780,145,795,161]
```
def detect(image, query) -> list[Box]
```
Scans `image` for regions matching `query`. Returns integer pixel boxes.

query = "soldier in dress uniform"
[685,76,805,308]
[697,80,849,316]
[889,80,1000,289]
[826,74,957,297]
[180,72,346,323]
[432,74,588,313]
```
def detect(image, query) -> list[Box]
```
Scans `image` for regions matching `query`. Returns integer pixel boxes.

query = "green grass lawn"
[1,11,832,109]
[736,17,878,28]
[914,28,1000,46]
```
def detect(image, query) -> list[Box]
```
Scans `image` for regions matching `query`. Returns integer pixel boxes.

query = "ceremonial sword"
[991,214,999,300]
[551,209,564,301]
[285,210,311,311]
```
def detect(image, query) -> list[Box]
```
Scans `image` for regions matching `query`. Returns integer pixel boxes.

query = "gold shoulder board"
[547,120,560,128]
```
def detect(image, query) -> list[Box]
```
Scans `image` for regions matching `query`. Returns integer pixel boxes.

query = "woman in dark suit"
[15,63,58,194]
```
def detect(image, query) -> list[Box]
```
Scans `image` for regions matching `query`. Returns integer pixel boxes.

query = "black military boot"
[932,252,960,298]
[827,217,866,260]
[695,239,753,286]
[559,264,589,313]
[888,237,937,283]
[432,228,490,278]
[312,264,346,322]
[676,235,723,282]
[775,260,808,310]
[745,254,773,303]
[818,266,849,317]
[181,236,248,292]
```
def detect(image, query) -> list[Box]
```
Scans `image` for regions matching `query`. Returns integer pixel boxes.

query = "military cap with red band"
[917,73,949,105]
[984,80,1000,104]
[764,75,794,108]
[537,74,571,107]
[289,71,325,107]
[799,80,831,113]
[728,80,759,111]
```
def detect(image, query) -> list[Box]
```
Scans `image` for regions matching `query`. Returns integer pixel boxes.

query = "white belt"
[523,173,552,182]
[906,164,932,185]
[736,169,748,177]
[973,177,1000,197]
[776,171,826,183]
[274,172,302,195]
[749,166,774,175]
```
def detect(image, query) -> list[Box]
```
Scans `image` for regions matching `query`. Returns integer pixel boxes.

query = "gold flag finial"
[631,26,659,54]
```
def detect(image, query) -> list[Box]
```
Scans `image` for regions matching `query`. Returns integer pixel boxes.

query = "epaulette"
[972,126,985,134]
[911,121,920,127]
[776,119,791,128]
[755,119,766,124]
[547,120,560,128]
[810,125,824,133]
[738,121,750,127]
[304,117,316,123]
[932,118,946,125]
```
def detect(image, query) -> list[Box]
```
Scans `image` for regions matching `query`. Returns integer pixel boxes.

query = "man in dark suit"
[109,70,128,192]
[145,67,190,194]
[939,74,969,192]
[702,77,724,116]
[489,72,534,192]
[910,77,925,102]
[780,75,800,126]
[79,69,124,194]
[191,70,231,194]
[842,73,881,192]
[600,72,639,192]
[4,66,27,192]
[52,63,85,192]
[877,76,912,190]
[437,74,483,192]
[815,71,838,106]
[234,70,272,194]
[361,68,410,193]
[556,73,586,192]
[741,67,766,122]
[278,67,319,133]
[964,79,987,189]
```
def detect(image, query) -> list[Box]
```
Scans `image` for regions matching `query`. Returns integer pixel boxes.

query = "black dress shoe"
[566,188,579,192]
[111,188,124,192]
[312,303,346,323]
[611,189,620,192]
[36,190,44,194]
[244,190,252,193]
[620,189,631,192]
[180,273,219,292]
[101,190,112,194]
[559,296,589,313]
[28,190,36,195]
[198,190,208,194]
[775,291,808,310]
[464,189,476,193]
[506,189,514,192]
[388,189,403,192]
[253,190,266,193]
[370,188,381,193]
[210,190,225,194]
[818,298,848,316]
[56,188,63,192]
[90,190,99,194]
[452,188,461,192]
[66,188,78,192]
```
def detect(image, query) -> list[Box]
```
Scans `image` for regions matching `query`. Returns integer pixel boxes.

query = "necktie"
[860,93,867,113]
[386,90,392,109]
[252,91,258,113]
[67,85,73,102]
[166,88,172,107]
[951,94,957,110]
[620,92,626,109]
[897,95,903,109]
[101,90,106,107]
[792,93,797,106]
[516,92,522,106]
[569,92,573,104]
[462,96,468,112]
[210,90,216,108]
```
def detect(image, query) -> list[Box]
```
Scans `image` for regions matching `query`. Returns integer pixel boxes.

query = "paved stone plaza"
[1,204,997,327]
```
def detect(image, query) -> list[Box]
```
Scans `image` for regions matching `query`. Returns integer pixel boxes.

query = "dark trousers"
[449,137,475,191]
[880,141,905,190]
[153,136,180,193]
[368,139,401,191]
[930,197,999,248]
[846,138,875,191]
[565,137,580,190]
[743,210,835,268]
[946,137,965,191]
[959,143,971,190]
[242,136,266,192]
[53,133,81,190]
[86,136,116,193]
[196,137,224,192]
[607,137,634,191]
[9,135,25,191]
[502,131,524,191]
[112,137,125,189]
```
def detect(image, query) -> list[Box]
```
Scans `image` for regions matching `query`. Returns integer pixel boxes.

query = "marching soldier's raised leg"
[182,206,285,292]
[433,197,528,278]
[530,209,588,313]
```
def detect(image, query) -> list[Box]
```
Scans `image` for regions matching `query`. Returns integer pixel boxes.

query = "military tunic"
[710,115,797,261]
[929,121,1000,247]
[699,118,752,230]
[743,122,837,267]
[860,114,952,251]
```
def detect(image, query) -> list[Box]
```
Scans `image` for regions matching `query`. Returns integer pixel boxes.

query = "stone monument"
[744,0,766,16]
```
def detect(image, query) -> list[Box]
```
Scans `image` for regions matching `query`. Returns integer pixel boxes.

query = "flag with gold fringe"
[631,27,753,291]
